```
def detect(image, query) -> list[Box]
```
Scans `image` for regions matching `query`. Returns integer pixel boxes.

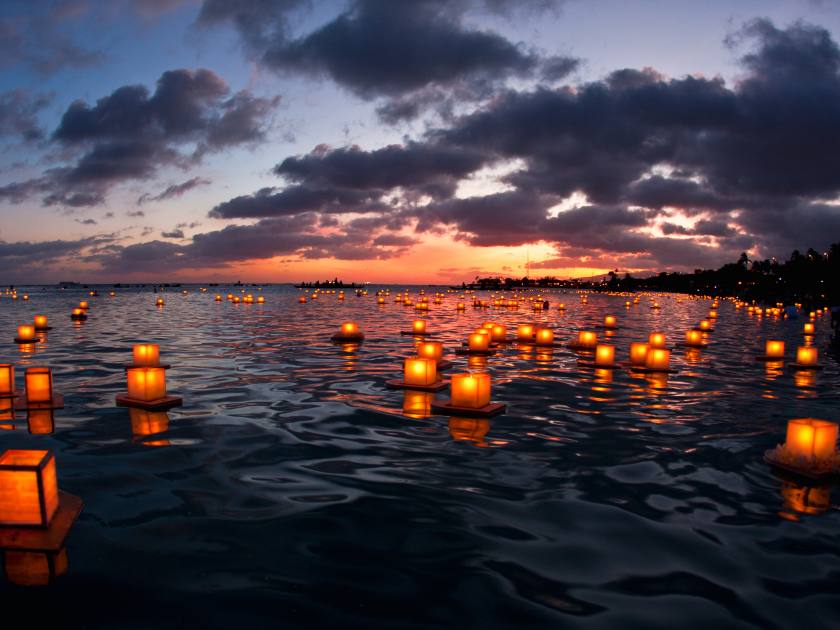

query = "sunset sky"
[2,0,840,284]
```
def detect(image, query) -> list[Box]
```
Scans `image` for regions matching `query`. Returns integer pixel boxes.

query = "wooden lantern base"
[0,492,82,553]
[385,379,449,392]
[331,333,365,343]
[789,363,823,370]
[116,394,183,410]
[567,343,597,352]
[14,337,40,344]
[430,400,506,417]
[454,347,497,356]
[34,327,53,332]
[70,314,88,321]
[15,394,64,411]
[755,355,785,362]
[763,451,839,481]
[578,360,620,370]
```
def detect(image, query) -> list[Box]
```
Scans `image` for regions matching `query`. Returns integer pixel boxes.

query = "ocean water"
[0,286,839,629]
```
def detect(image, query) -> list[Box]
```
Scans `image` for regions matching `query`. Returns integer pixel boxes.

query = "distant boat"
[294,280,359,289]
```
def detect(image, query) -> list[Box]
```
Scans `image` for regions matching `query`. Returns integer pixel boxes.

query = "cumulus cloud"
[0,90,50,141]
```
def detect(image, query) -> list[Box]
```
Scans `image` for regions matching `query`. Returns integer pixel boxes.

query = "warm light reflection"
[27,410,54,435]
[781,482,831,516]
[3,549,68,586]
[129,408,170,444]
[402,391,433,418]
[448,417,489,446]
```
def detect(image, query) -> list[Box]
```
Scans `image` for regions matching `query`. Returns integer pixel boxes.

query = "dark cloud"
[75,217,97,225]
[3,69,279,207]
[138,177,211,204]
[161,228,185,238]
[0,90,50,141]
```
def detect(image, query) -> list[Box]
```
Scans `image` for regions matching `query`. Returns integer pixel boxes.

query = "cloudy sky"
[2,0,840,283]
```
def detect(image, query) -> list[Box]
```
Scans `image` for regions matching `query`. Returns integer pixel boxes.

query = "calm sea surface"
[1,285,839,629]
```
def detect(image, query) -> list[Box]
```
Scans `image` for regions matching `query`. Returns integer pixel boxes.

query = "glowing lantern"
[625,301,631,308]
[708,309,718,319]
[412,320,427,335]
[450,373,491,408]
[517,324,534,342]
[648,332,666,348]
[24,367,53,405]
[109,291,116,297]
[214,295,222,301]
[490,324,506,342]
[155,298,165,307]
[0,449,59,527]
[126,367,167,402]
[764,340,785,360]
[698,319,712,331]
[22,294,29,301]
[27,409,55,435]
[594,345,616,367]
[651,301,661,309]
[299,296,307,303]
[468,333,490,351]
[417,342,444,363]
[78,301,89,310]
[132,344,160,367]
[684,330,705,347]
[796,346,819,366]
[15,325,37,343]
[535,328,554,346]
[576,331,597,348]
[404,357,438,387]
[257,296,265,304]
[377,297,385,305]
[0,364,14,396]
[784,419,838,461]
[603,315,617,329]
[804,322,815,335]
[557,303,566,311]
[33,315,49,331]
[70,308,86,320]
[456,302,466,310]
[645,348,671,371]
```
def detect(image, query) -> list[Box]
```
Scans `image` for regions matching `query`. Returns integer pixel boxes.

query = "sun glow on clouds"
[454,159,525,199]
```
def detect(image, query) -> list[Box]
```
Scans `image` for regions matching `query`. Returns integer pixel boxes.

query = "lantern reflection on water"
[0,449,59,527]
[3,548,68,586]
[129,408,170,445]
[780,481,831,516]
[402,391,433,418]
[27,410,54,435]
[448,417,489,447]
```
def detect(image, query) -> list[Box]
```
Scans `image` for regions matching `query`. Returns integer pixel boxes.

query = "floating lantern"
[625,301,631,308]
[0,364,14,397]
[155,298,165,307]
[794,345,819,368]
[78,301,89,310]
[22,294,29,301]
[697,319,712,332]
[256,296,265,304]
[456,302,465,310]
[450,373,491,409]
[594,345,616,368]
[651,301,661,309]
[132,343,160,367]
[417,341,443,363]
[708,309,718,319]
[126,367,167,402]
[70,308,86,321]
[804,322,815,335]
[535,328,554,346]
[490,324,506,342]
[557,303,566,311]
[574,331,597,349]
[377,297,385,305]
[412,320,427,335]
[684,329,706,348]
[33,315,49,331]
[648,332,666,348]
[298,296,307,303]
[404,357,438,387]
[468,333,490,352]
[785,419,837,461]
[763,340,785,360]
[109,291,116,297]
[645,348,671,372]
[331,322,364,342]
[15,325,37,344]
[27,410,55,435]
[0,449,59,527]
[603,315,617,329]
[516,324,534,342]
[24,367,54,406]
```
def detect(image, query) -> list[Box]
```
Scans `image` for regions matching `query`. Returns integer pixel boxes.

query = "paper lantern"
[16,325,36,343]
[594,345,616,367]
[0,449,59,527]
[764,340,785,359]
[155,298,165,307]
[535,328,554,346]
[404,357,437,387]
[341,322,359,335]
[698,319,712,331]
[0,364,14,396]
[70,308,86,320]
[256,296,265,304]
[456,302,466,310]
[490,324,507,342]
[27,409,55,435]
[24,367,53,405]
[450,373,491,408]
[517,324,534,342]
[78,301,89,310]
[468,333,490,351]
[576,331,597,348]
[648,332,666,348]
[796,346,818,366]
[784,419,838,460]
[625,301,631,308]
[126,367,167,402]
[298,296,307,303]
[33,315,48,331]
[557,303,566,311]
[132,344,160,367]
[804,322,815,335]
[412,320,427,334]
[603,315,617,329]
[684,330,705,347]
[645,348,671,371]
[708,309,718,319]
[417,342,443,362]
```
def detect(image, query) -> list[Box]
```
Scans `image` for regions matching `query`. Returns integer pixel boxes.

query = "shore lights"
[765,418,840,478]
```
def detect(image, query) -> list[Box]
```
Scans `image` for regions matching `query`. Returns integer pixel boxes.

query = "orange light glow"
[765,340,785,359]
[781,482,830,516]
[129,408,170,438]
[402,391,433,418]
[796,346,818,366]
[645,348,671,371]
[0,364,14,395]
[155,298,165,307]
[412,319,426,334]
[24,367,53,404]
[341,322,359,335]
[648,332,666,348]
[33,315,48,330]
[804,322,815,335]
[604,315,617,329]
[417,342,443,362]
[126,367,167,402]
[0,449,59,527]
[78,301,89,310]
[448,417,490,446]
[450,373,491,408]
[576,331,597,348]
[132,344,160,367]
[685,330,704,347]
[16,325,36,343]
[490,324,507,342]
[516,324,534,341]
[468,333,490,351]
[594,344,616,367]
[71,308,85,318]
[27,410,55,435]
[535,328,554,346]
[708,309,718,319]
[785,418,838,460]
[404,357,437,386]
[698,320,712,331]
[3,549,68,586]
